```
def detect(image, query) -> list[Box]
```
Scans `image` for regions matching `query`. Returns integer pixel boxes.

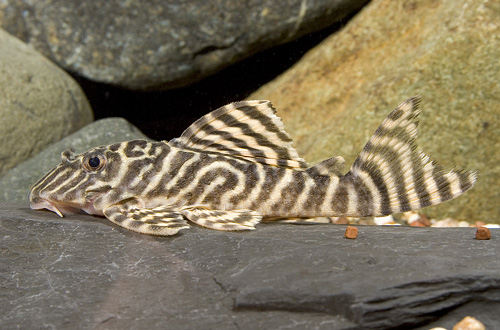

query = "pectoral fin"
[181,206,262,231]
[103,201,190,236]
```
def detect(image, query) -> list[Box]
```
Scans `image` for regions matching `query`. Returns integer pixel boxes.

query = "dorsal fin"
[306,156,345,176]
[170,100,309,169]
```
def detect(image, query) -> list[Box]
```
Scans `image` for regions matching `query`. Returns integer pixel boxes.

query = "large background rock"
[0,118,149,205]
[1,204,499,329]
[0,29,92,177]
[250,0,499,222]
[0,0,369,90]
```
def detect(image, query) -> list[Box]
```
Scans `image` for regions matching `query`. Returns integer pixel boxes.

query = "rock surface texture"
[0,29,92,177]
[0,118,149,205]
[250,0,500,222]
[0,0,369,90]
[1,204,499,329]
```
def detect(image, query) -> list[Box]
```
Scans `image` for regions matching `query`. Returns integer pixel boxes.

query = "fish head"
[29,145,121,217]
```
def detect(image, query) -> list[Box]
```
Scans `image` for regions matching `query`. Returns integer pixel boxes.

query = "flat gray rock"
[0,118,150,205]
[0,0,369,90]
[1,204,498,329]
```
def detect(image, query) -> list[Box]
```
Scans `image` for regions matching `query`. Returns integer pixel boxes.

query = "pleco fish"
[29,97,477,236]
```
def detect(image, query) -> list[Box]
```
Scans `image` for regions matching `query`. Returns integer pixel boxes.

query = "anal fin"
[181,206,262,231]
[103,202,190,236]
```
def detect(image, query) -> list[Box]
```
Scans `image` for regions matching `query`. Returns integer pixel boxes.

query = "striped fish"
[29,97,477,236]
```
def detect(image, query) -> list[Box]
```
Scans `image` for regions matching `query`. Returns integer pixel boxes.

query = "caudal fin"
[348,96,477,217]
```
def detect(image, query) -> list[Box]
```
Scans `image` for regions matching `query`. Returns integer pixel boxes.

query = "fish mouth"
[30,198,84,217]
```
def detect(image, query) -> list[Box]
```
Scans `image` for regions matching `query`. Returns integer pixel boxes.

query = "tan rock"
[0,29,92,176]
[453,316,485,330]
[250,0,500,222]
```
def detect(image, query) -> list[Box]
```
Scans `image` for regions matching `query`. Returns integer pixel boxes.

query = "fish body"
[29,97,477,236]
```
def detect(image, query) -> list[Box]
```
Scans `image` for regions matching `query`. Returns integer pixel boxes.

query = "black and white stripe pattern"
[170,100,309,169]
[347,96,477,216]
[104,204,189,236]
[29,97,477,236]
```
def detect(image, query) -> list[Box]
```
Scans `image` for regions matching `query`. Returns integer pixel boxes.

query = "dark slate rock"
[1,204,499,329]
[0,118,150,205]
[0,0,369,90]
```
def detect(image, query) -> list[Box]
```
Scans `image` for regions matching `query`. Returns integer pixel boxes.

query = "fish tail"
[341,96,477,217]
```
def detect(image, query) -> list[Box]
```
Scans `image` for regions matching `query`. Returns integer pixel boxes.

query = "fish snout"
[29,195,65,217]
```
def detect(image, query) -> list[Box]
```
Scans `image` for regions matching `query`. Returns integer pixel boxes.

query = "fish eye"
[83,154,106,172]
[88,157,100,168]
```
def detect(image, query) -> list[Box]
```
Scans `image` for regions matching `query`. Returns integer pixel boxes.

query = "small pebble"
[474,220,486,227]
[410,220,426,227]
[358,219,373,225]
[405,211,421,224]
[308,217,330,223]
[374,215,394,225]
[344,226,358,239]
[333,216,350,225]
[458,220,470,227]
[475,227,491,240]
[418,214,431,227]
[432,218,460,227]
[452,316,485,330]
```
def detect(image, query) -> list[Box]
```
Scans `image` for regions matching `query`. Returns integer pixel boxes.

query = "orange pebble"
[410,220,426,227]
[474,220,486,227]
[418,214,431,227]
[345,226,358,239]
[334,216,350,225]
[475,227,491,240]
